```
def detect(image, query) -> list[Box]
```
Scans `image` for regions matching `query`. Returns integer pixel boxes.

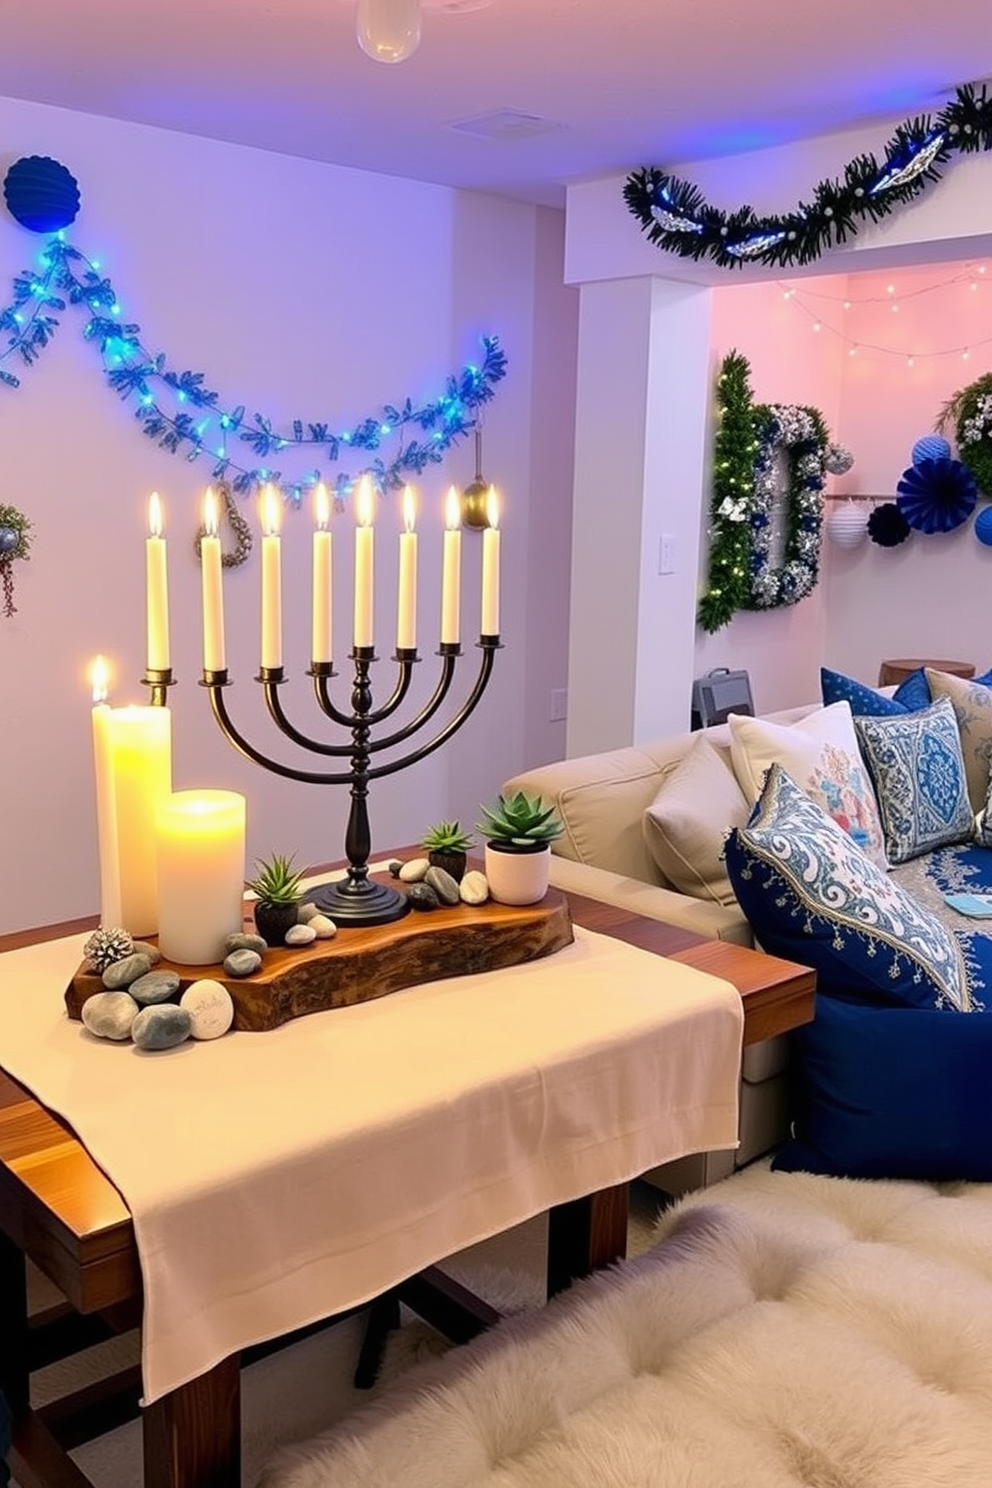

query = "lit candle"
[354,475,375,649]
[481,485,501,637]
[201,487,226,673]
[90,656,122,928]
[261,483,283,671]
[156,790,247,966]
[397,484,418,652]
[441,484,462,645]
[146,492,170,672]
[312,482,333,665]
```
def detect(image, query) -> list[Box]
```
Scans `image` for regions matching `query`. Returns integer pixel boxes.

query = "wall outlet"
[659,532,676,575]
[550,688,568,722]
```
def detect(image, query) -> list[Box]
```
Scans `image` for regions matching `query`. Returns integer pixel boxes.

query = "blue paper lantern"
[896,457,977,534]
[975,507,992,547]
[3,156,80,233]
[911,434,951,466]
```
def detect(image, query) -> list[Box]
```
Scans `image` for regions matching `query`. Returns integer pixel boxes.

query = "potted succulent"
[421,820,475,882]
[476,791,563,906]
[245,852,306,946]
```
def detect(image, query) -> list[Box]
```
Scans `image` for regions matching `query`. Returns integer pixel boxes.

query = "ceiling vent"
[448,109,565,142]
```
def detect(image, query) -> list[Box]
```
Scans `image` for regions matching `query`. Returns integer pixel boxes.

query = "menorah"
[141,477,502,928]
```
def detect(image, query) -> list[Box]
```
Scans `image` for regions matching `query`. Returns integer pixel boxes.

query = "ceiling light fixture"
[357,0,422,63]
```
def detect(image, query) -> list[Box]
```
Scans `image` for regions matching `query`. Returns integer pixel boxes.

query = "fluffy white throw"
[259,1164,992,1488]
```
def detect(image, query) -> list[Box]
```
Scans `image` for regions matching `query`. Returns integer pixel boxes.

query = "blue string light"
[0,234,507,505]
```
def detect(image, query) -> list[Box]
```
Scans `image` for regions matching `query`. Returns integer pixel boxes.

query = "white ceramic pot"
[484,841,551,906]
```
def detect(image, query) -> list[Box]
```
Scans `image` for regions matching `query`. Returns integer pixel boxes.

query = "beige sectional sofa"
[502,704,816,1193]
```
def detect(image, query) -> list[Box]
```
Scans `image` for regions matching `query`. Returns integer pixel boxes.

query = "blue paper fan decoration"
[3,156,80,232]
[896,457,977,534]
[868,502,911,547]
[910,433,951,466]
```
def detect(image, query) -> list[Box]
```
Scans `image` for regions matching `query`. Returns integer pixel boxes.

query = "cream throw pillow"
[924,668,992,814]
[642,738,749,905]
[728,701,888,870]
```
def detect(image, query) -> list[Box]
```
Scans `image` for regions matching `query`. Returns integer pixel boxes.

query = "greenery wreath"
[0,503,32,618]
[624,81,992,271]
[698,352,828,633]
[937,371,992,498]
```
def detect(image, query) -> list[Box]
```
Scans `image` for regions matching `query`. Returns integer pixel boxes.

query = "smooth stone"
[225,931,268,955]
[406,883,440,911]
[459,870,490,906]
[129,969,181,1006]
[131,940,162,965]
[223,948,262,977]
[102,953,153,990]
[398,857,430,883]
[297,902,321,923]
[308,914,337,939]
[81,991,139,1040]
[388,860,403,878]
[424,865,460,905]
[285,922,317,947]
[180,979,234,1040]
[132,1004,192,1051]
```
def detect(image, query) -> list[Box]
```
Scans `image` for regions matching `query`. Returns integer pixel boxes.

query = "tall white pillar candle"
[156,790,247,966]
[481,485,501,636]
[260,483,283,670]
[397,484,418,651]
[354,475,375,649]
[312,482,333,664]
[201,487,226,673]
[90,657,122,927]
[145,492,170,672]
[103,704,173,936]
[440,485,462,645]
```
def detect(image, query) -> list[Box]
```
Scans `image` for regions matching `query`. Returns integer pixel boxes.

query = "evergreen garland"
[698,351,757,633]
[0,504,31,618]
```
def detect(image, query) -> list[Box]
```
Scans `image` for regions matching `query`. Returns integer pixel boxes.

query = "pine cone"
[83,926,134,973]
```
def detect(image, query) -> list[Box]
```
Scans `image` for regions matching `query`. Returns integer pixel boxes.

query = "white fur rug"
[258,1164,992,1488]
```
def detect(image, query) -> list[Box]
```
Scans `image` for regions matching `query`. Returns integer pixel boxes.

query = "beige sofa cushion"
[642,738,749,906]
[925,668,992,813]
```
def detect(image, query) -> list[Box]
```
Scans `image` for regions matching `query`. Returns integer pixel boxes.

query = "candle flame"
[90,654,110,704]
[444,485,462,532]
[203,486,219,538]
[314,481,330,530]
[262,482,282,538]
[402,484,417,534]
[356,475,375,528]
[148,491,163,538]
[485,484,500,530]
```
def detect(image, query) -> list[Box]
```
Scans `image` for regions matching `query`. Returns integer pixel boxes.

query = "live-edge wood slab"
[64,885,575,1033]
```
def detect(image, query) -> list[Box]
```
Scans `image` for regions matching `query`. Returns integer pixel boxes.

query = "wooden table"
[877,658,974,688]
[0,885,815,1488]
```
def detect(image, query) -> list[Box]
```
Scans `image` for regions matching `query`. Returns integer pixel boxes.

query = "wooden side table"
[877,658,975,688]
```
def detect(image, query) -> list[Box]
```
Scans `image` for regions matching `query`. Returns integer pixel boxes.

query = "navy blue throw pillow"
[774,996,992,1181]
[820,665,930,715]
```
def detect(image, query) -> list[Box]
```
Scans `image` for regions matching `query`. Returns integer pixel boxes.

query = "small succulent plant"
[476,791,563,848]
[244,852,306,906]
[421,820,475,854]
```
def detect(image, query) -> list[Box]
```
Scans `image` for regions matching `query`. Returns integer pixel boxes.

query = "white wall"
[0,97,576,934]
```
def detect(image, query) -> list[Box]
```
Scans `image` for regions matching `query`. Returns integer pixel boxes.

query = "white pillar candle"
[98,703,173,937]
[481,485,501,636]
[260,483,283,670]
[440,484,462,645]
[145,492,170,672]
[201,487,226,673]
[397,484,418,651]
[312,482,333,664]
[354,475,375,649]
[156,790,246,966]
[90,656,122,928]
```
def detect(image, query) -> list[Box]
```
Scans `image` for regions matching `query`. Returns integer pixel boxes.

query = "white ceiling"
[0,0,989,208]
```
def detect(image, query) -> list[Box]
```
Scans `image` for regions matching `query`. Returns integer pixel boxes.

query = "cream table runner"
[0,924,743,1404]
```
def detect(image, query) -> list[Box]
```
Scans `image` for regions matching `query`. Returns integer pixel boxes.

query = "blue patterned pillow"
[854,696,974,865]
[820,666,929,716]
[725,764,972,1011]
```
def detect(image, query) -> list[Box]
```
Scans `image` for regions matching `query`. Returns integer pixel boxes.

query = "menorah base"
[309,876,412,928]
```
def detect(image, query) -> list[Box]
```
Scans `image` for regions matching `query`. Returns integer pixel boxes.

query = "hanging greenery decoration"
[937,371,992,497]
[0,233,507,506]
[624,81,992,271]
[699,352,829,633]
[0,504,31,617]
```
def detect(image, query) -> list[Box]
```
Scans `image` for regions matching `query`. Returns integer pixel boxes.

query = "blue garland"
[0,234,507,504]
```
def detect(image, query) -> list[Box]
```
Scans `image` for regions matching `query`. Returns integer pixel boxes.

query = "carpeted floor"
[16,1181,667,1488]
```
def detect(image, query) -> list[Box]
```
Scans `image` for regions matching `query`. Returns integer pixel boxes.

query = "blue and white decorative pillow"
[725,764,972,1012]
[820,666,930,716]
[854,696,975,865]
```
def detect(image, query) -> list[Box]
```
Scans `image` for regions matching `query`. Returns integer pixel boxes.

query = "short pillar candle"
[156,790,247,966]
